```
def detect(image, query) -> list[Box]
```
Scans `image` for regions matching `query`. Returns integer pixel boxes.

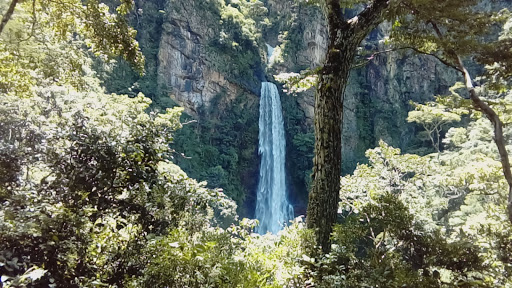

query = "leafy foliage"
[407,101,464,152]
[0,84,238,286]
[3,1,512,287]
[172,92,259,216]
[0,0,144,79]
[0,3,238,285]
[388,0,512,91]
[328,134,512,286]
[198,0,266,89]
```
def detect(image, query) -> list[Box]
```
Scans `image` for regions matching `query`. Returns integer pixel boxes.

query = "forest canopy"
[1,0,512,287]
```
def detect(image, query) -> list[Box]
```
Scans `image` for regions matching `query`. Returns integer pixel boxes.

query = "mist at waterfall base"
[254,45,294,234]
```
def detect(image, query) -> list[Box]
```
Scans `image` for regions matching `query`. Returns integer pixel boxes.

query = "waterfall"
[255,44,293,234]
[266,44,275,66]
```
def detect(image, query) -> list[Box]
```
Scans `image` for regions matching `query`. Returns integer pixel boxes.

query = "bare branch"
[351,47,401,70]
[18,0,37,42]
[351,46,462,72]
[181,119,197,126]
[457,55,512,224]
[405,46,462,73]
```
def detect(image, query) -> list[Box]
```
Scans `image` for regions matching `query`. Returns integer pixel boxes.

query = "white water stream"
[254,45,293,234]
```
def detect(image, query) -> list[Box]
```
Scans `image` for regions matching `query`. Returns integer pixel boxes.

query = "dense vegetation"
[172,92,260,215]
[95,0,268,215]
[1,0,512,287]
[303,0,512,254]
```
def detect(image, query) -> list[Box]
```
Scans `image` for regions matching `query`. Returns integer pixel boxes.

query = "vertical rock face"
[341,51,459,169]
[265,1,327,123]
[157,0,259,116]
[155,0,263,216]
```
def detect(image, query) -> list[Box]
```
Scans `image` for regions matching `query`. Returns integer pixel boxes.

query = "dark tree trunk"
[306,0,390,253]
[306,32,358,253]
[0,0,20,35]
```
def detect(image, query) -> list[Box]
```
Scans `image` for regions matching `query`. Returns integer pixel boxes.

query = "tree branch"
[351,47,399,70]
[456,54,512,224]
[349,0,391,39]
[405,46,462,73]
[351,46,463,72]
[181,119,197,126]
[18,0,37,42]
[0,0,20,35]
[429,20,512,224]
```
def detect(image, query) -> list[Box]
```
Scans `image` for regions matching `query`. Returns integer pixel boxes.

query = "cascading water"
[255,44,293,234]
[266,43,275,66]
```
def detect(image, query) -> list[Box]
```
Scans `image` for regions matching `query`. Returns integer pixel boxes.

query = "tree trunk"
[306,0,390,253]
[306,32,358,253]
[0,0,20,35]
[430,21,512,225]
[455,57,512,224]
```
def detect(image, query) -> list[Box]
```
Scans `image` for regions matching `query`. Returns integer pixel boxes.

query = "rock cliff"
[157,0,260,116]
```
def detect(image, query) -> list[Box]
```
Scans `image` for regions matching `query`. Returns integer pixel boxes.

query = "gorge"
[100,0,506,220]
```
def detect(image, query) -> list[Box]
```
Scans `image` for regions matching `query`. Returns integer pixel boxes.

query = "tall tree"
[306,0,512,253]
[306,0,391,253]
